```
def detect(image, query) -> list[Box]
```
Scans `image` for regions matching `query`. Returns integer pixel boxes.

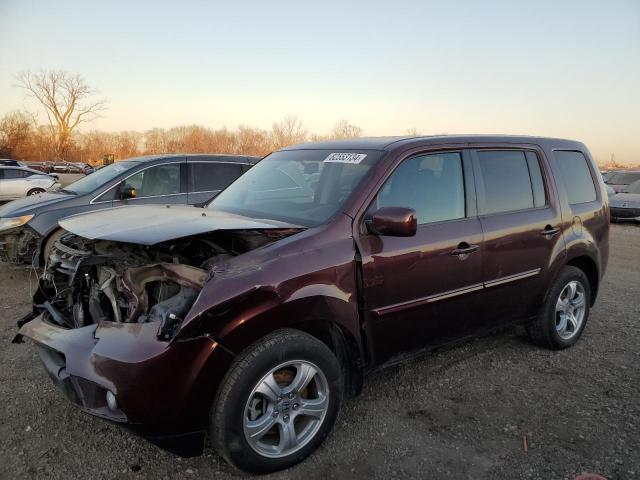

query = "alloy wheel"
[243,360,329,458]
[555,280,586,340]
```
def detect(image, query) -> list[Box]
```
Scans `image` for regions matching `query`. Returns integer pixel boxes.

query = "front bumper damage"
[14,314,235,457]
[0,225,42,264]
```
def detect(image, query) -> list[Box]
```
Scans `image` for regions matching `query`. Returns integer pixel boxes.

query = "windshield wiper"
[59,188,77,195]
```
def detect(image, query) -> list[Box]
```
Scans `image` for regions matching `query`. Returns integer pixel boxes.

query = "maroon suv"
[15,136,609,473]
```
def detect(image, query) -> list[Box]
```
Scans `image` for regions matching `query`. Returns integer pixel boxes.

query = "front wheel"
[527,266,591,349]
[27,188,45,196]
[210,329,342,474]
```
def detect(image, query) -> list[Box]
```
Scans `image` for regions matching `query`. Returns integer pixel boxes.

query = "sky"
[0,0,639,164]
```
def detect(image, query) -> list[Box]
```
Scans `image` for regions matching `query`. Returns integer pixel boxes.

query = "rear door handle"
[540,226,560,237]
[450,243,480,257]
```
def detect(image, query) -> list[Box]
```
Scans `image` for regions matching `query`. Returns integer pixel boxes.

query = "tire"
[42,228,66,263]
[211,329,343,474]
[27,188,45,196]
[527,266,591,350]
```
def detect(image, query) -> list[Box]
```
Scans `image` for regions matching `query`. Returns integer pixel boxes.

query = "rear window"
[475,150,547,215]
[554,151,597,204]
[188,162,243,193]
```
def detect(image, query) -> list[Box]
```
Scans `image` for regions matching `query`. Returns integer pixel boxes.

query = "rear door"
[186,160,245,205]
[357,149,485,366]
[471,147,565,330]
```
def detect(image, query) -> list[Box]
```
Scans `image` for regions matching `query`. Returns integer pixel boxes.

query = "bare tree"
[331,119,363,139]
[271,115,308,149]
[15,70,108,159]
[405,127,421,136]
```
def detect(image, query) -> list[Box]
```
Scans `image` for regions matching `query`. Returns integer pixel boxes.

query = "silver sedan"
[0,167,61,200]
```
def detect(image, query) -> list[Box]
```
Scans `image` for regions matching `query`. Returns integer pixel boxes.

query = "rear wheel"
[27,188,45,196]
[527,266,591,349]
[211,329,342,474]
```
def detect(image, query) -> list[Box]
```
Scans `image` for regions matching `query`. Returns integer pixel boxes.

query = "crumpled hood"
[0,192,71,217]
[59,205,303,245]
[610,193,640,208]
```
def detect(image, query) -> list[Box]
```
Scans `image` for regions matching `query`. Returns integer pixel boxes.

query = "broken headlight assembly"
[0,214,34,232]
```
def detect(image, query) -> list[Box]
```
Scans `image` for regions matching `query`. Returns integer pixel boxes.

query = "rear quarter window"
[188,162,244,192]
[554,151,597,204]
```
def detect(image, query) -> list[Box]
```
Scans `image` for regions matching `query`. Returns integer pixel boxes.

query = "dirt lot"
[0,224,638,480]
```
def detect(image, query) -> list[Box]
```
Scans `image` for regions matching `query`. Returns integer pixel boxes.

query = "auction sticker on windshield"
[324,152,367,164]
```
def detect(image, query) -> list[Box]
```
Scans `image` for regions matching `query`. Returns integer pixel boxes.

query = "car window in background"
[373,152,465,224]
[64,161,138,195]
[476,150,544,214]
[2,169,30,179]
[608,172,640,185]
[554,151,597,204]
[210,149,382,226]
[188,162,243,192]
[623,180,640,194]
[126,163,181,197]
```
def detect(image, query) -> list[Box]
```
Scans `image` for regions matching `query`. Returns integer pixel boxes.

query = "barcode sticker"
[324,152,367,164]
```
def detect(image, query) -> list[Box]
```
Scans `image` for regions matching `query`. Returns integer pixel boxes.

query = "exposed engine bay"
[35,228,301,340]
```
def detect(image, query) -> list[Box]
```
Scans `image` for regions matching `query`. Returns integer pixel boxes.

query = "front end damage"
[15,226,301,455]
[0,225,42,264]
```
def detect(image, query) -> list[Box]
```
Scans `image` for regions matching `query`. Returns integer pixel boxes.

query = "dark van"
[16,136,608,473]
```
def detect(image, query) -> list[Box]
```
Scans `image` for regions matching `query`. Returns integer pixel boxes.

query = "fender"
[177,214,365,359]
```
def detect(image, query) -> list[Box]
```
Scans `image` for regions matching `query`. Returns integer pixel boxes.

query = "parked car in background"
[14,136,609,473]
[0,159,27,167]
[52,162,85,174]
[605,170,640,193]
[27,161,55,173]
[610,179,640,222]
[0,154,260,264]
[0,167,61,201]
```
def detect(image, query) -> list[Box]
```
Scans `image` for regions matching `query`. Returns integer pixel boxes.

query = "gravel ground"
[1,224,638,480]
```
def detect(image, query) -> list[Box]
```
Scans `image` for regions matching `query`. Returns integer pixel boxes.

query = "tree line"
[0,111,364,164]
[0,70,366,164]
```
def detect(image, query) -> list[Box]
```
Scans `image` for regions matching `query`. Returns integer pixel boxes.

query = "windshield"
[608,172,640,185]
[624,180,640,194]
[63,161,138,195]
[209,149,383,226]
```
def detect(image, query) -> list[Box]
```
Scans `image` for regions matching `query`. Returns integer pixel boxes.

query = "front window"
[369,152,466,224]
[209,149,383,226]
[125,163,181,197]
[63,161,139,195]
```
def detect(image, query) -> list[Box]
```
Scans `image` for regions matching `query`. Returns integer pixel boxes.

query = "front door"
[356,150,485,366]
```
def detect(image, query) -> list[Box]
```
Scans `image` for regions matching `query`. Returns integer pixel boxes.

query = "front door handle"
[450,243,480,258]
[540,226,560,237]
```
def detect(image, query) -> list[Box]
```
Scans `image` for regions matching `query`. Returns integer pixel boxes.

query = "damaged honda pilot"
[15,136,609,473]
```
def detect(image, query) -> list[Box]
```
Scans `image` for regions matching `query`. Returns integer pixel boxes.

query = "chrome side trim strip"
[484,268,541,288]
[372,268,542,317]
[373,283,485,317]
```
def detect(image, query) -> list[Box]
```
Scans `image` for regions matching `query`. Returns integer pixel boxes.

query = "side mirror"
[366,206,417,237]
[120,184,137,199]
